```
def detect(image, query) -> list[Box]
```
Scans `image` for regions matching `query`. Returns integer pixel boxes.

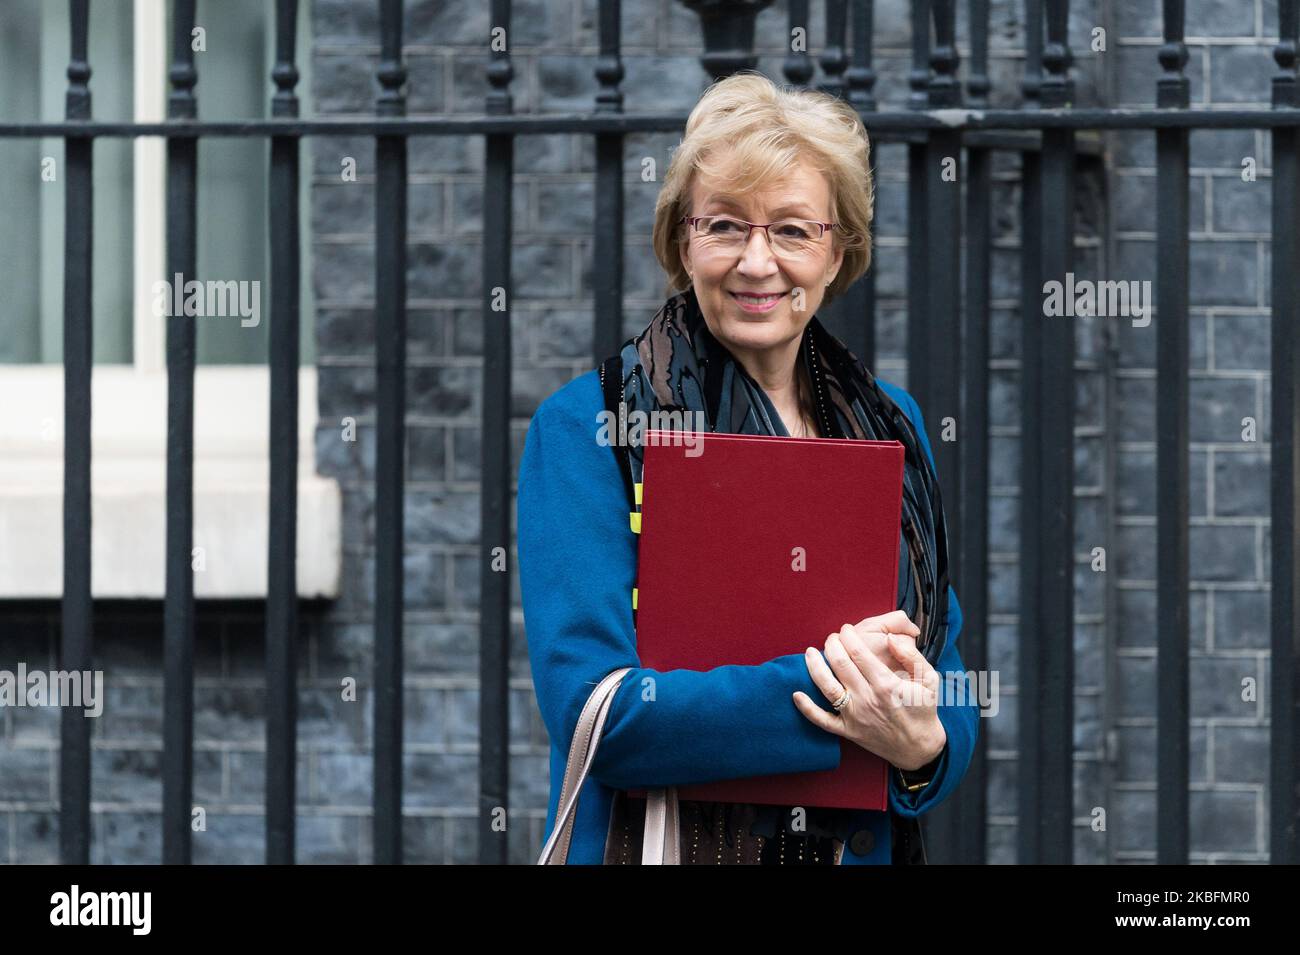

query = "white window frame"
[0,0,340,600]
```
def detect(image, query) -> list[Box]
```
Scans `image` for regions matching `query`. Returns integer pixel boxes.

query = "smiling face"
[678,158,845,374]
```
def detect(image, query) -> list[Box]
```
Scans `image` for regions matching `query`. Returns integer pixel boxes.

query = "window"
[0,0,340,599]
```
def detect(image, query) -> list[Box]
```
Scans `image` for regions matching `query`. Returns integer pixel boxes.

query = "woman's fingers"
[791,689,843,736]
[804,643,853,705]
[822,627,870,698]
[853,609,920,637]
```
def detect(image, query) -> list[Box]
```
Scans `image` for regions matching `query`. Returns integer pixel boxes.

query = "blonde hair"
[651,71,875,302]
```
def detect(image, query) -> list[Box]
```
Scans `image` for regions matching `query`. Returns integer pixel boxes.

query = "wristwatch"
[895,745,946,793]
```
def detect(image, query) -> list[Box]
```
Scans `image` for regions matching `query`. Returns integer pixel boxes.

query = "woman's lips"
[729,290,786,313]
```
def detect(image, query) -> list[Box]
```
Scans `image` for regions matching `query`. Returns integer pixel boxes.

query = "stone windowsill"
[0,366,341,599]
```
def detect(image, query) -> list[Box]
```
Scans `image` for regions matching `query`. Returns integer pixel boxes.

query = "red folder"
[628,428,905,811]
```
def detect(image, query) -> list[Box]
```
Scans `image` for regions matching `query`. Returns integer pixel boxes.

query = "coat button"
[849,829,875,855]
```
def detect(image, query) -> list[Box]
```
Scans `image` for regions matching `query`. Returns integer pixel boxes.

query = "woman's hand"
[792,610,947,772]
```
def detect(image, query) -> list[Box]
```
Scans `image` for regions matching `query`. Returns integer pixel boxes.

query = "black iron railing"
[4,0,1296,865]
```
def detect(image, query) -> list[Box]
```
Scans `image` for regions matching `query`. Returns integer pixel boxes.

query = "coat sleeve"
[516,383,844,792]
[887,389,981,818]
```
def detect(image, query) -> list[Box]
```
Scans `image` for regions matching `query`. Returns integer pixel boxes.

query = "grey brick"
[407,241,482,300]
[1211,724,1269,784]
[1116,652,1156,719]
[1111,788,1156,853]
[0,747,52,801]
[1116,586,1156,649]
[1212,313,1270,370]
[95,681,164,742]
[404,550,449,611]
[403,486,479,545]
[1213,449,1269,517]
[407,363,482,416]
[1190,523,1259,581]
[407,0,493,46]
[92,812,162,865]
[298,685,367,747]
[1208,45,1274,105]
[1211,175,1271,235]
[94,748,162,804]
[1211,588,1269,650]
[1191,653,1264,719]
[9,699,58,741]
[314,752,373,806]
[408,425,448,481]
[405,621,479,676]
[401,814,447,864]
[14,812,58,864]
[194,686,265,744]
[988,560,1018,616]
[316,307,378,359]
[1189,375,1258,443]
[1190,789,1260,854]
[312,52,379,115]
[297,814,362,864]
[1190,240,1258,307]
[404,751,478,806]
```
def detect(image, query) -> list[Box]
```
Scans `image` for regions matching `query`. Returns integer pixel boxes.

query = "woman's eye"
[776,224,812,239]
[709,219,743,233]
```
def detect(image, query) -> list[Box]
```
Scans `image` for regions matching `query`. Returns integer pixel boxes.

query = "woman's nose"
[737,227,779,273]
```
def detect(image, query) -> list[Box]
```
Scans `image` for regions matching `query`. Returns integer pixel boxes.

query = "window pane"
[192,0,316,366]
[0,0,134,365]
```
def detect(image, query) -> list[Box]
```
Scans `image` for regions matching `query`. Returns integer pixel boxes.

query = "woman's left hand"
[792,615,947,772]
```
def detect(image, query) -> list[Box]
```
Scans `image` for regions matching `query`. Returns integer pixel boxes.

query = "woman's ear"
[826,242,845,289]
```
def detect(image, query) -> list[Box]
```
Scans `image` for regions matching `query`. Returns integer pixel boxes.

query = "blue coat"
[516,368,979,864]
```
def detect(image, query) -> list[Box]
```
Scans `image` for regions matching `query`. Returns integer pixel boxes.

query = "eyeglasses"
[679,214,837,258]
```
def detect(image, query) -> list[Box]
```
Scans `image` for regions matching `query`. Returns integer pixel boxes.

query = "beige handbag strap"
[537,667,676,865]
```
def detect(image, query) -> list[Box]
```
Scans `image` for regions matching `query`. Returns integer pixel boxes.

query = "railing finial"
[1040,0,1072,108]
[1273,0,1299,107]
[377,0,407,117]
[678,0,775,81]
[272,0,301,119]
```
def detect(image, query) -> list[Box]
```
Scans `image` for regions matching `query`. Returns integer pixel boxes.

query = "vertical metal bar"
[373,0,407,865]
[1034,0,1075,864]
[846,0,877,113]
[478,0,514,865]
[266,0,301,866]
[955,0,991,867]
[592,0,624,364]
[843,0,877,367]
[1155,0,1191,865]
[818,0,849,102]
[907,0,931,411]
[59,0,93,867]
[1016,0,1045,866]
[783,0,814,88]
[920,0,963,864]
[163,0,199,866]
[816,0,850,334]
[1271,0,1300,865]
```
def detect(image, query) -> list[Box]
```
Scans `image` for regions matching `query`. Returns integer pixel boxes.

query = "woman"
[517,71,978,864]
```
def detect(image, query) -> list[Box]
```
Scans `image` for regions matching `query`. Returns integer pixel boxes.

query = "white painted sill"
[0,366,341,599]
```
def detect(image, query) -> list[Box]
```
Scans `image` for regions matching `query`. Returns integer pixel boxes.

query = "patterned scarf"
[610,284,950,667]
[603,285,952,854]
